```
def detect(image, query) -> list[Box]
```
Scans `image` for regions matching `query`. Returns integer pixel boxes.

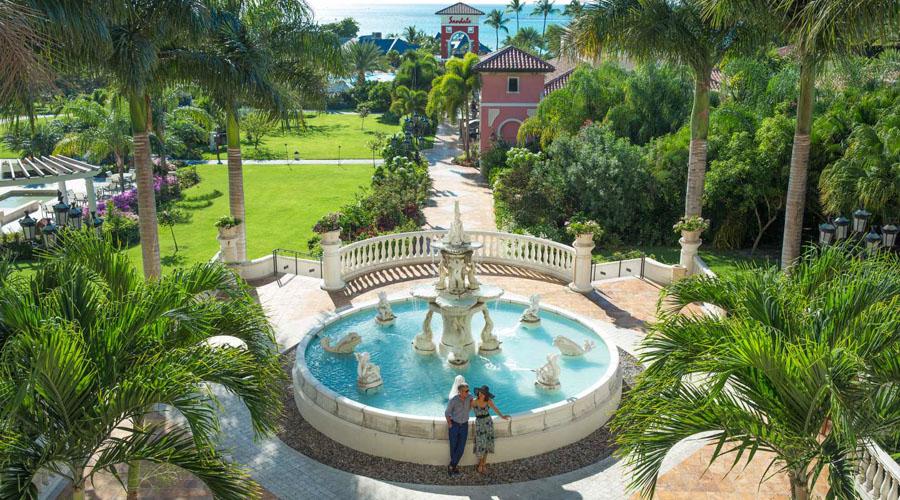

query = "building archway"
[497,118,523,144]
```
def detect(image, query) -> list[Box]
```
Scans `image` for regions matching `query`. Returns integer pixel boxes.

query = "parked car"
[467,119,479,139]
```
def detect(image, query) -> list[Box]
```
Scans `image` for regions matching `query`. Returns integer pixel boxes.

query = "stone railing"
[338,230,576,283]
[857,441,900,500]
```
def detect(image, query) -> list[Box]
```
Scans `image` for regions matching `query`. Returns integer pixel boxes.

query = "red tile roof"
[543,68,575,95]
[474,46,555,73]
[435,3,485,15]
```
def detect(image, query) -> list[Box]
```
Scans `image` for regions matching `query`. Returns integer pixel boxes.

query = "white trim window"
[507,77,520,94]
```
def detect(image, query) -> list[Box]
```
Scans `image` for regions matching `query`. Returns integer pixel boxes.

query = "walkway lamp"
[19,211,37,241]
[68,205,83,230]
[852,209,871,234]
[818,222,836,246]
[52,196,70,227]
[42,222,58,247]
[833,216,850,240]
[882,224,898,248]
[294,151,300,161]
[90,211,104,237]
[865,228,882,254]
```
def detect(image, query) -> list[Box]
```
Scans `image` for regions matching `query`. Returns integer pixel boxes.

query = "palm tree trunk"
[780,56,816,271]
[463,100,470,161]
[684,72,711,217]
[115,152,125,195]
[788,469,810,500]
[129,94,162,278]
[226,107,247,262]
[71,466,85,500]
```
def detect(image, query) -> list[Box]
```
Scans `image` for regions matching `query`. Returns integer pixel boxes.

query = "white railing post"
[569,234,595,293]
[320,229,345,291]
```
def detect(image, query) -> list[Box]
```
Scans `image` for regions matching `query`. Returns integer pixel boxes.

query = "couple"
[444,375,511,476]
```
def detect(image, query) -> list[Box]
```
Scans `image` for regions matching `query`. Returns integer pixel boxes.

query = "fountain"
[554,336,595,356]
[320,332,361,353]
[375,292,396,325]
[410,201,503,366]
[355,352,383,390]
[520,294,542,327]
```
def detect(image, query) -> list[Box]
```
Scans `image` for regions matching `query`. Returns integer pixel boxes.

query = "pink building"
[473,47,556,153]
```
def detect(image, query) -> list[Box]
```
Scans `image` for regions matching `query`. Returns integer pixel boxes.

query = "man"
[444,380,473,475]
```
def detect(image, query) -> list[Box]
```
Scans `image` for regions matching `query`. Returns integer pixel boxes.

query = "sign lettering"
[448,16,472,24]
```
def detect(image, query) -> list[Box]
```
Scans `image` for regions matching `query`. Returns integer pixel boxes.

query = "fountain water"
[410,201,503,366]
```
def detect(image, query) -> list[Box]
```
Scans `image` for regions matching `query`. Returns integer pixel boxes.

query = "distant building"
[435,2,483,59]
[474,46,556,152]
[355,33,420,56]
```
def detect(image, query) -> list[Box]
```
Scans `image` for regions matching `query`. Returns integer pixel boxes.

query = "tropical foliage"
[614,243,900,498]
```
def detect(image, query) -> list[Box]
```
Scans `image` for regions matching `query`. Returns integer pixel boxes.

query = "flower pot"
[574,233,594,246]
[217,224,241,239]
[319,229,341,245]
[681,229,702,243]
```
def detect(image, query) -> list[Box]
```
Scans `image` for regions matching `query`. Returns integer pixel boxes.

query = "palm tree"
[532,0,559,53]
[403,25,418,44]
[0,232,284,499]
[0,1,53,128]
[344,41,386,88]
[427,53,480,161]
[390,85,428,116]
[395,50,439,91]
[506,26,545,54]
[700,0,899,270]
[616,243,900,499]
[562,0,583,17]
[485,9,511,50]
[506,0,526,33]
[567,0,762,267]
[54,96,132,192]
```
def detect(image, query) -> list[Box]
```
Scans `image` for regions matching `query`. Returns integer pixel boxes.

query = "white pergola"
[0,156,103,214]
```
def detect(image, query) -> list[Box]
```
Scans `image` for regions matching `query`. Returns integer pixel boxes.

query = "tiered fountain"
[409,201,504,366]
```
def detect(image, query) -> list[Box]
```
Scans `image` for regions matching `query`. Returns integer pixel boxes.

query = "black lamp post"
[818,222,836,246]
[833,216,850,240]
[42,222,58,247]
[294,151,300,162]
[865,228,882,254]
[852,209,871,234]
[68,204,83,230]
[19,211,37,241]
[882,224,898,249]
[52,194,70,228]
[90,211,104,237]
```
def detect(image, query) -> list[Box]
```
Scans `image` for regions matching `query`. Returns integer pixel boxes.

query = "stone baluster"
[569,233,595,293]
[320,229,345,291]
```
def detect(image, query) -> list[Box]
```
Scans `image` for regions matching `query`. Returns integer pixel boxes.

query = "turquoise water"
[304,300,611,417]
[311,2,571,48]
[0,194,51,209]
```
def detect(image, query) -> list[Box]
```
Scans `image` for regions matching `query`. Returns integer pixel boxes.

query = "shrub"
[673,215,710,233]
[214,215,241,229]
[175,166,201,190]
[0,232,34,261]
[479,141,510,184]
[312,212,342,233]
[102,201,140,248]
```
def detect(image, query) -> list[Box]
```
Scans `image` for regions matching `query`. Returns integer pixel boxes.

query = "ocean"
[310,3,571,47]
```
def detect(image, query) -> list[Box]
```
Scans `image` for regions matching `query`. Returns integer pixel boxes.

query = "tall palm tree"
[700,0,899,269]
[0,1,53,129]
[506,0,526,33]
[390,85,428,116]
[428,53,480,161]
[562,0,583,17]
[395,50,440,91]
[532,0,559,53]
[616,243,900,499]
[506,26,545,54]
[54,96,133,193]
[403,25,418,44]
[568,0,761,266]
[344,41,386,88]
[0,232,284,499]
[485,9,511,50]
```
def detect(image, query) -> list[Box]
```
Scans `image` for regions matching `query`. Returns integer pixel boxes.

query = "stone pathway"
[188,158,381,165]
[422,123,496,231]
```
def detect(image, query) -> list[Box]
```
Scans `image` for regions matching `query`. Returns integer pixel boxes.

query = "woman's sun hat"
[475,385,495,400]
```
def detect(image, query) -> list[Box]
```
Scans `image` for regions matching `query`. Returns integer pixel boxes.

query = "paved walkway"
[189,158,381,165]
[422,123,496,231]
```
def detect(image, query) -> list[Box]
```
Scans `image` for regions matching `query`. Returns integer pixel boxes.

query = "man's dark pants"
[448,421,468,467]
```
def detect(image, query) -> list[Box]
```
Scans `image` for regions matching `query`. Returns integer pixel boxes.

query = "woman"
[471,385,510,474]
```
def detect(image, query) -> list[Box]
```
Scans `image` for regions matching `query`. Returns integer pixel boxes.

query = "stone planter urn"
[319,229,341,245]
[681,229,702,243]
[216,223,242,264]
[574,233,594,246]
[217,224,241,239]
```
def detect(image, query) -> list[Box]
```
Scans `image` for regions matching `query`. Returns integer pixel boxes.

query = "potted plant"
[673,215,709,242]
[313,212,343,244]
[215,215,242,238]
[565,218,604,246]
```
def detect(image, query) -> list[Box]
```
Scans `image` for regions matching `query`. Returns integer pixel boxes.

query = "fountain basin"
[292,293,623,466]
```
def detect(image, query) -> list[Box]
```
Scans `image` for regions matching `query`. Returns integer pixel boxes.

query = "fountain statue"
[534,353,561,390]
[412,309,437,353]
[375,292,396,325]
[554,336,595,357]
[355,352,383,390]
[410,200,504,366]
[321,332,362,354]
[520,294,542,327]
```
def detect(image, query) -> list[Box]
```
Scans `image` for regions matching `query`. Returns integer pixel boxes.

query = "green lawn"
[205,112,400,161]
[594,245,779,278]
[124,163,372,274]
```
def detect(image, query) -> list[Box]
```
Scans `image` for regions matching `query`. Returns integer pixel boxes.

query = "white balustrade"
[857,441,900,500]
[338,230,576,282]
